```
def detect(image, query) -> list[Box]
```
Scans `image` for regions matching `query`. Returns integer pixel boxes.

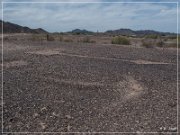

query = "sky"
[0,0,179,33]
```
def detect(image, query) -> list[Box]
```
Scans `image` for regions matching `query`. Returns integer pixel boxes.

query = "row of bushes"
[145,34,159,39]
[111,36,130,45]
[111,36,179,48]
[31,34,179,48]
[141,40,180,48]
[141,39,163,48]
[31,34,95,43]
[32,34,131,45]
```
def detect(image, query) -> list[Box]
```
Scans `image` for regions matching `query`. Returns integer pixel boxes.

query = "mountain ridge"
[105,28,175,36]
[0,20,176,36]
[0,20,48,34]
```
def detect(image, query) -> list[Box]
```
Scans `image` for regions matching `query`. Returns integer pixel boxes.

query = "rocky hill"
[0,20,176,36]
[105,28,175,36]
[0,20,48,34]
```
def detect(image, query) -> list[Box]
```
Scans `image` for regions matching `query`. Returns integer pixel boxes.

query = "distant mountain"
[105,28,175,36]
[71,29,94,35]
[106,29,135,36]
[0,20,176,36]
[33,28,48,34]
[0,20,48,34]
[134,30,174,36]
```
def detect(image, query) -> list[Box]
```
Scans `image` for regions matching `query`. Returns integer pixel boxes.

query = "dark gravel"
[1,40,179,134]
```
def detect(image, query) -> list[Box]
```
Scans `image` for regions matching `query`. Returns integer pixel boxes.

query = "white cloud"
[1,1,179,33]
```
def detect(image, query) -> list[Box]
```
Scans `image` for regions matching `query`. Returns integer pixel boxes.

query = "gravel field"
[0,40,179,134]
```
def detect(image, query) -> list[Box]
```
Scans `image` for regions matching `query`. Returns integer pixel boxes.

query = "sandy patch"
[27,49,62,56]
[43,76,104,87]
[131,59,170,65]
[27,50,121,61]
[124,76,144,100]
[58,52,124,61]
[2,60,28,68]
[27,50,172,65]
[27,49,123,61]
[60,79,104,87]
[115,76,144,100]
[101,76,145,113]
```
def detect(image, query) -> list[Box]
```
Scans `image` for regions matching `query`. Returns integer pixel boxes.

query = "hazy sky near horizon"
[1,0,179,33]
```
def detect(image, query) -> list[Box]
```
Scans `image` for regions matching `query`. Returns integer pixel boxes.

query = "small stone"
[65,115,72,119]
[33,113,39,118]
[168,102,176,108]
[169,127,177,132]
[41,107,47,112]
[52,112,59,117]
[67,124,71,131]
[40,122,46,130]
[79,111,83,114]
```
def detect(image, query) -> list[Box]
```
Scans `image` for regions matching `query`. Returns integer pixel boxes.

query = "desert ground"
[0,34,179,134]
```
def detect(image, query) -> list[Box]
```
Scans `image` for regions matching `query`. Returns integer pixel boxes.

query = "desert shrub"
[145,34,158,39]
[46,34,55,41]
[32,34,48,41]
[111,36,130,45]
[156,41,164,47]
[141,40,154,48]
[3,37,9,41]
[32,34,41,41]
[64,39,73,42]
[168,36,177,39]
[82,36,95,43]
[59,36,63,41]
[164,36,180,48]
[75,32,80,35]
[164,38,168,41]
[82,36,90,43]
[77,36,95,43]
[166,42,180,48]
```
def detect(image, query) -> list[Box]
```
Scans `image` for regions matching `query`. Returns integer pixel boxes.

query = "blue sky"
[1,0,179,33]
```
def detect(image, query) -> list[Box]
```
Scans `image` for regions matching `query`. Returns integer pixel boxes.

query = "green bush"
[111,36,130,45]
[145,34,159,39]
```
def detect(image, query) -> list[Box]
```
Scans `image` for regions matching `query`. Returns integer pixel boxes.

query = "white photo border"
[1,1,179,134]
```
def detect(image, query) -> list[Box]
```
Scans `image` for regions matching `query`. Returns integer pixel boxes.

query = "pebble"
[65,115,72,119]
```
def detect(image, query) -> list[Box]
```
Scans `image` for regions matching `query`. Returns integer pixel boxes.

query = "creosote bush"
[59,36,63,41]
[166,42,180,48]
[82,36,90,43]
[141,40,154,48]
[145,34,159,39]
[31,34,42,41]
[156,41,164,47]
[46,34,55,41]
[64,38,73,42]
[111,36,130,45]
[77,36,95,43]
